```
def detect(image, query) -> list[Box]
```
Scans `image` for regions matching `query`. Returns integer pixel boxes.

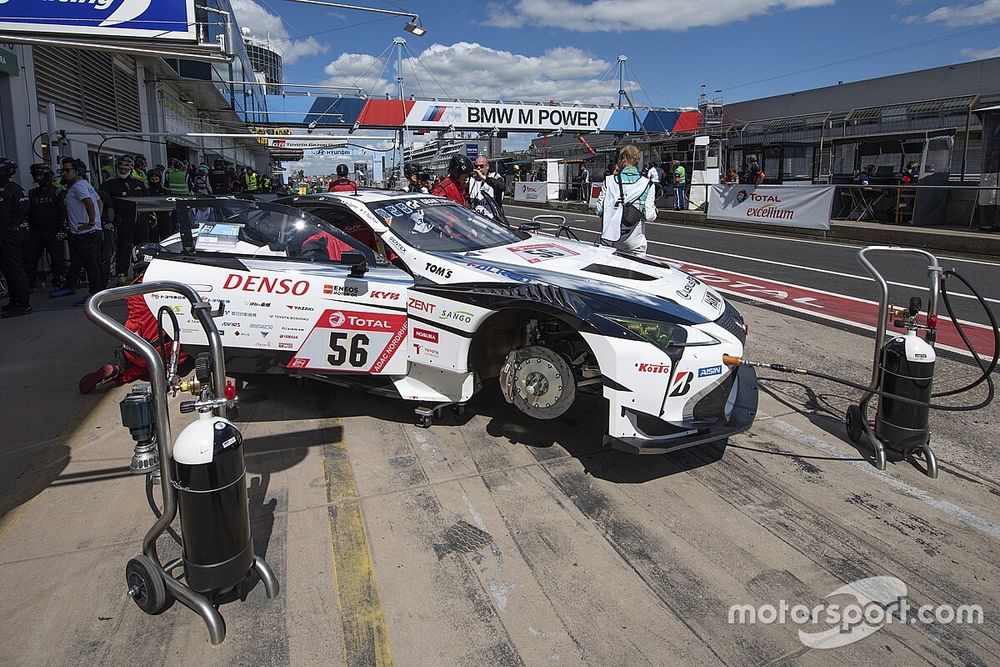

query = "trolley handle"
[85,281,229,415]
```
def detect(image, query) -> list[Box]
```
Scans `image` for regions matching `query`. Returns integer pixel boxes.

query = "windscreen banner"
[0,0,197,41]
[707,185,834,231]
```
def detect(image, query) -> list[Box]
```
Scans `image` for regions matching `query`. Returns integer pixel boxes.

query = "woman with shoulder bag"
[594,145,656,255]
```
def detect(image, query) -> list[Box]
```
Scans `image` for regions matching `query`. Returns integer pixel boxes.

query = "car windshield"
[174,199,372,263]
[366,197,529,252]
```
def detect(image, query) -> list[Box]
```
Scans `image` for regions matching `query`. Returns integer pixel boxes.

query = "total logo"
[328,311,346,327]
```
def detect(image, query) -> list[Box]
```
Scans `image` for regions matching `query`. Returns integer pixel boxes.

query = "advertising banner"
[514,182,549,203]
[707,185,834,231]
[0,0,197,41]
[407,101,614,132]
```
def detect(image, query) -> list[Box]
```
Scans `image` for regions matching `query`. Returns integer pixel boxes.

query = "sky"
[228,0,1000,175]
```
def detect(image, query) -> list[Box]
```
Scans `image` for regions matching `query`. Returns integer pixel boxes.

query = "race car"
[140,192,758,454]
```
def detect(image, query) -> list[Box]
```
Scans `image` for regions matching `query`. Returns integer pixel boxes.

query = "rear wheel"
[501,346,576,420]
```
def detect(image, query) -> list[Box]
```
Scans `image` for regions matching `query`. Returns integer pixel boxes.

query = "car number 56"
[328,332,369,368]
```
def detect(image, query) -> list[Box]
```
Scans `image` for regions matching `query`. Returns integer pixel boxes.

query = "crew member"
[145,168,169,241]
[469,156,505,213]
[165,159,190,195]
[24,163,67,291]
[431,155,473,207]
[242,168,259,194]
[328,164,357,192]
[404,161,425,193]
[51,159,103,306]
[100,155,150,286]
[209,158,232,194]
[0,158,32,317]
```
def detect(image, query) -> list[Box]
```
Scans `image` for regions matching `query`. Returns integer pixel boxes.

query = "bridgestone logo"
[746,206,794,220]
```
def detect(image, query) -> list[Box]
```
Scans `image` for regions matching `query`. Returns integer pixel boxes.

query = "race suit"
[328,177,357,193]
[24,183,67,287]
[431,177,467,207]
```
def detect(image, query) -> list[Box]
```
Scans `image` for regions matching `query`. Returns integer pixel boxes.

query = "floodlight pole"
[394,37,406,185]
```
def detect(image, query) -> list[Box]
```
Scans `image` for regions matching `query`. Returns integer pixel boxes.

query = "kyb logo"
[370,290,400,301]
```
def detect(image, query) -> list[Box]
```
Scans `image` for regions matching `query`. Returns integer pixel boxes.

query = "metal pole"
[617,55,626,110]
[395,37,406,185]
[46,102,59,170]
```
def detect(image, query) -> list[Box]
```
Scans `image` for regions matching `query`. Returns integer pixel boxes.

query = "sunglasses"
[60,167,75,173]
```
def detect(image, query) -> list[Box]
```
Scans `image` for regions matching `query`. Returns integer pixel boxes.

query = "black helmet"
[214,158,225,169]
[418,169,432,183]
[404,161,421,179]
[336,164,349,177]
[146,168,163,180]
[131,243,164,275]
[0,158,17,179]
[448,154,473,180]
[115,155,134,168]
[30,163,54,179]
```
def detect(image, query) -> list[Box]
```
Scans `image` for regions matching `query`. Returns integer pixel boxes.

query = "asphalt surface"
[1,234,998,665]
[503,203,1000,328]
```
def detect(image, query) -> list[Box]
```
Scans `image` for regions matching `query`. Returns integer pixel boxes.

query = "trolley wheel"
[845,405,864,445]
[125,555,173,615]
[418,415,432,428]
[452,403,466,417]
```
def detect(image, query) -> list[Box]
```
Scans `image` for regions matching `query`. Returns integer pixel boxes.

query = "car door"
[143,202,413,376]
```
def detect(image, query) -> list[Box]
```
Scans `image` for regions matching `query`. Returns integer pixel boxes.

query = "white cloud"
[482,0,835,32]
[962,45,1000,59]
[323,42,640,104]
[907,0,1000,26]
[230,0,329,65]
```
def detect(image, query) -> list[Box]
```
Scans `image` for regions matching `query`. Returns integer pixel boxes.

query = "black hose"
[156,306,180,371]
[751,268,998,412]
[145,474,183,546]
[932,269,998,398]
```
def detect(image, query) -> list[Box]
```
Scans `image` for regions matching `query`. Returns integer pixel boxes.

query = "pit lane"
[0,286,998,665]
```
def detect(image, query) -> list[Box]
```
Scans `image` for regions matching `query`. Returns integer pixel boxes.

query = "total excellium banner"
[708,185,834,231]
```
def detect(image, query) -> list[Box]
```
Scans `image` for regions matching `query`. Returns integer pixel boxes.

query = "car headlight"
[606,316,675,353]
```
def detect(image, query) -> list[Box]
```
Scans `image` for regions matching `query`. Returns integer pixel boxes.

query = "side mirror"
[518,222,541,231]
[341,251,368,277]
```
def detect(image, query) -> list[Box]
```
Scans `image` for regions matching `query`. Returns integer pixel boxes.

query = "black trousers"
[1,232,31,305]
[22,229,67,287]
[114,218,150,276]
[65,232,104,295]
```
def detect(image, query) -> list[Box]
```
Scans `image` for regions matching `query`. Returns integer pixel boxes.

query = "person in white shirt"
[595,145,656,255]
[51,159,104,304]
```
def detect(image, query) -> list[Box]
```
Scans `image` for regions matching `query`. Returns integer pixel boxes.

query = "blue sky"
[229,0,1000,173]
[233,0,1000,105]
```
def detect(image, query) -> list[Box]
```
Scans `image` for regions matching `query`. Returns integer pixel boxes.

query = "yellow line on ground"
[323,425,395,667]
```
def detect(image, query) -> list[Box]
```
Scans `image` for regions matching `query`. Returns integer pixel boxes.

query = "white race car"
[141,192,757,454]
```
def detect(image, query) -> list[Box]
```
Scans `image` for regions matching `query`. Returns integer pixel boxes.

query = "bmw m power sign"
[0,0,198,41]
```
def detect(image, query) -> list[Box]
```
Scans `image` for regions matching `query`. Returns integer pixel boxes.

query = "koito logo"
[637,363,670,374]
[223,273,308,296]
[328,311,346,327]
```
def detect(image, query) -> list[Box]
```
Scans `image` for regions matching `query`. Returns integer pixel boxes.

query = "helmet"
[404,161,421,179]
[214,158,225,169]
[30,163,54,179]
[198,164,209,174]
[115,155,134,168]
[133,155,147,168]
[418,169,432,183]
[448,154,473,180]
[0,158,17,179]
[146,168,162,180]
[336,164,349,178]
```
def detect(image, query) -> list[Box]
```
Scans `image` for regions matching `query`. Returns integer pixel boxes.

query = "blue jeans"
[675,184,687,210]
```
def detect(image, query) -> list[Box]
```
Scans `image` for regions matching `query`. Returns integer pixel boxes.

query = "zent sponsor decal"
[698,365,723,378]
[668,371,693,397]
[507,243,579,263]
[408,298,436,314]
[223,273,309,296]
[425,263,453,279]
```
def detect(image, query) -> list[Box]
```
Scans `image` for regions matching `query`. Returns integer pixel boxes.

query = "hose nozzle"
[723,354,742,367]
